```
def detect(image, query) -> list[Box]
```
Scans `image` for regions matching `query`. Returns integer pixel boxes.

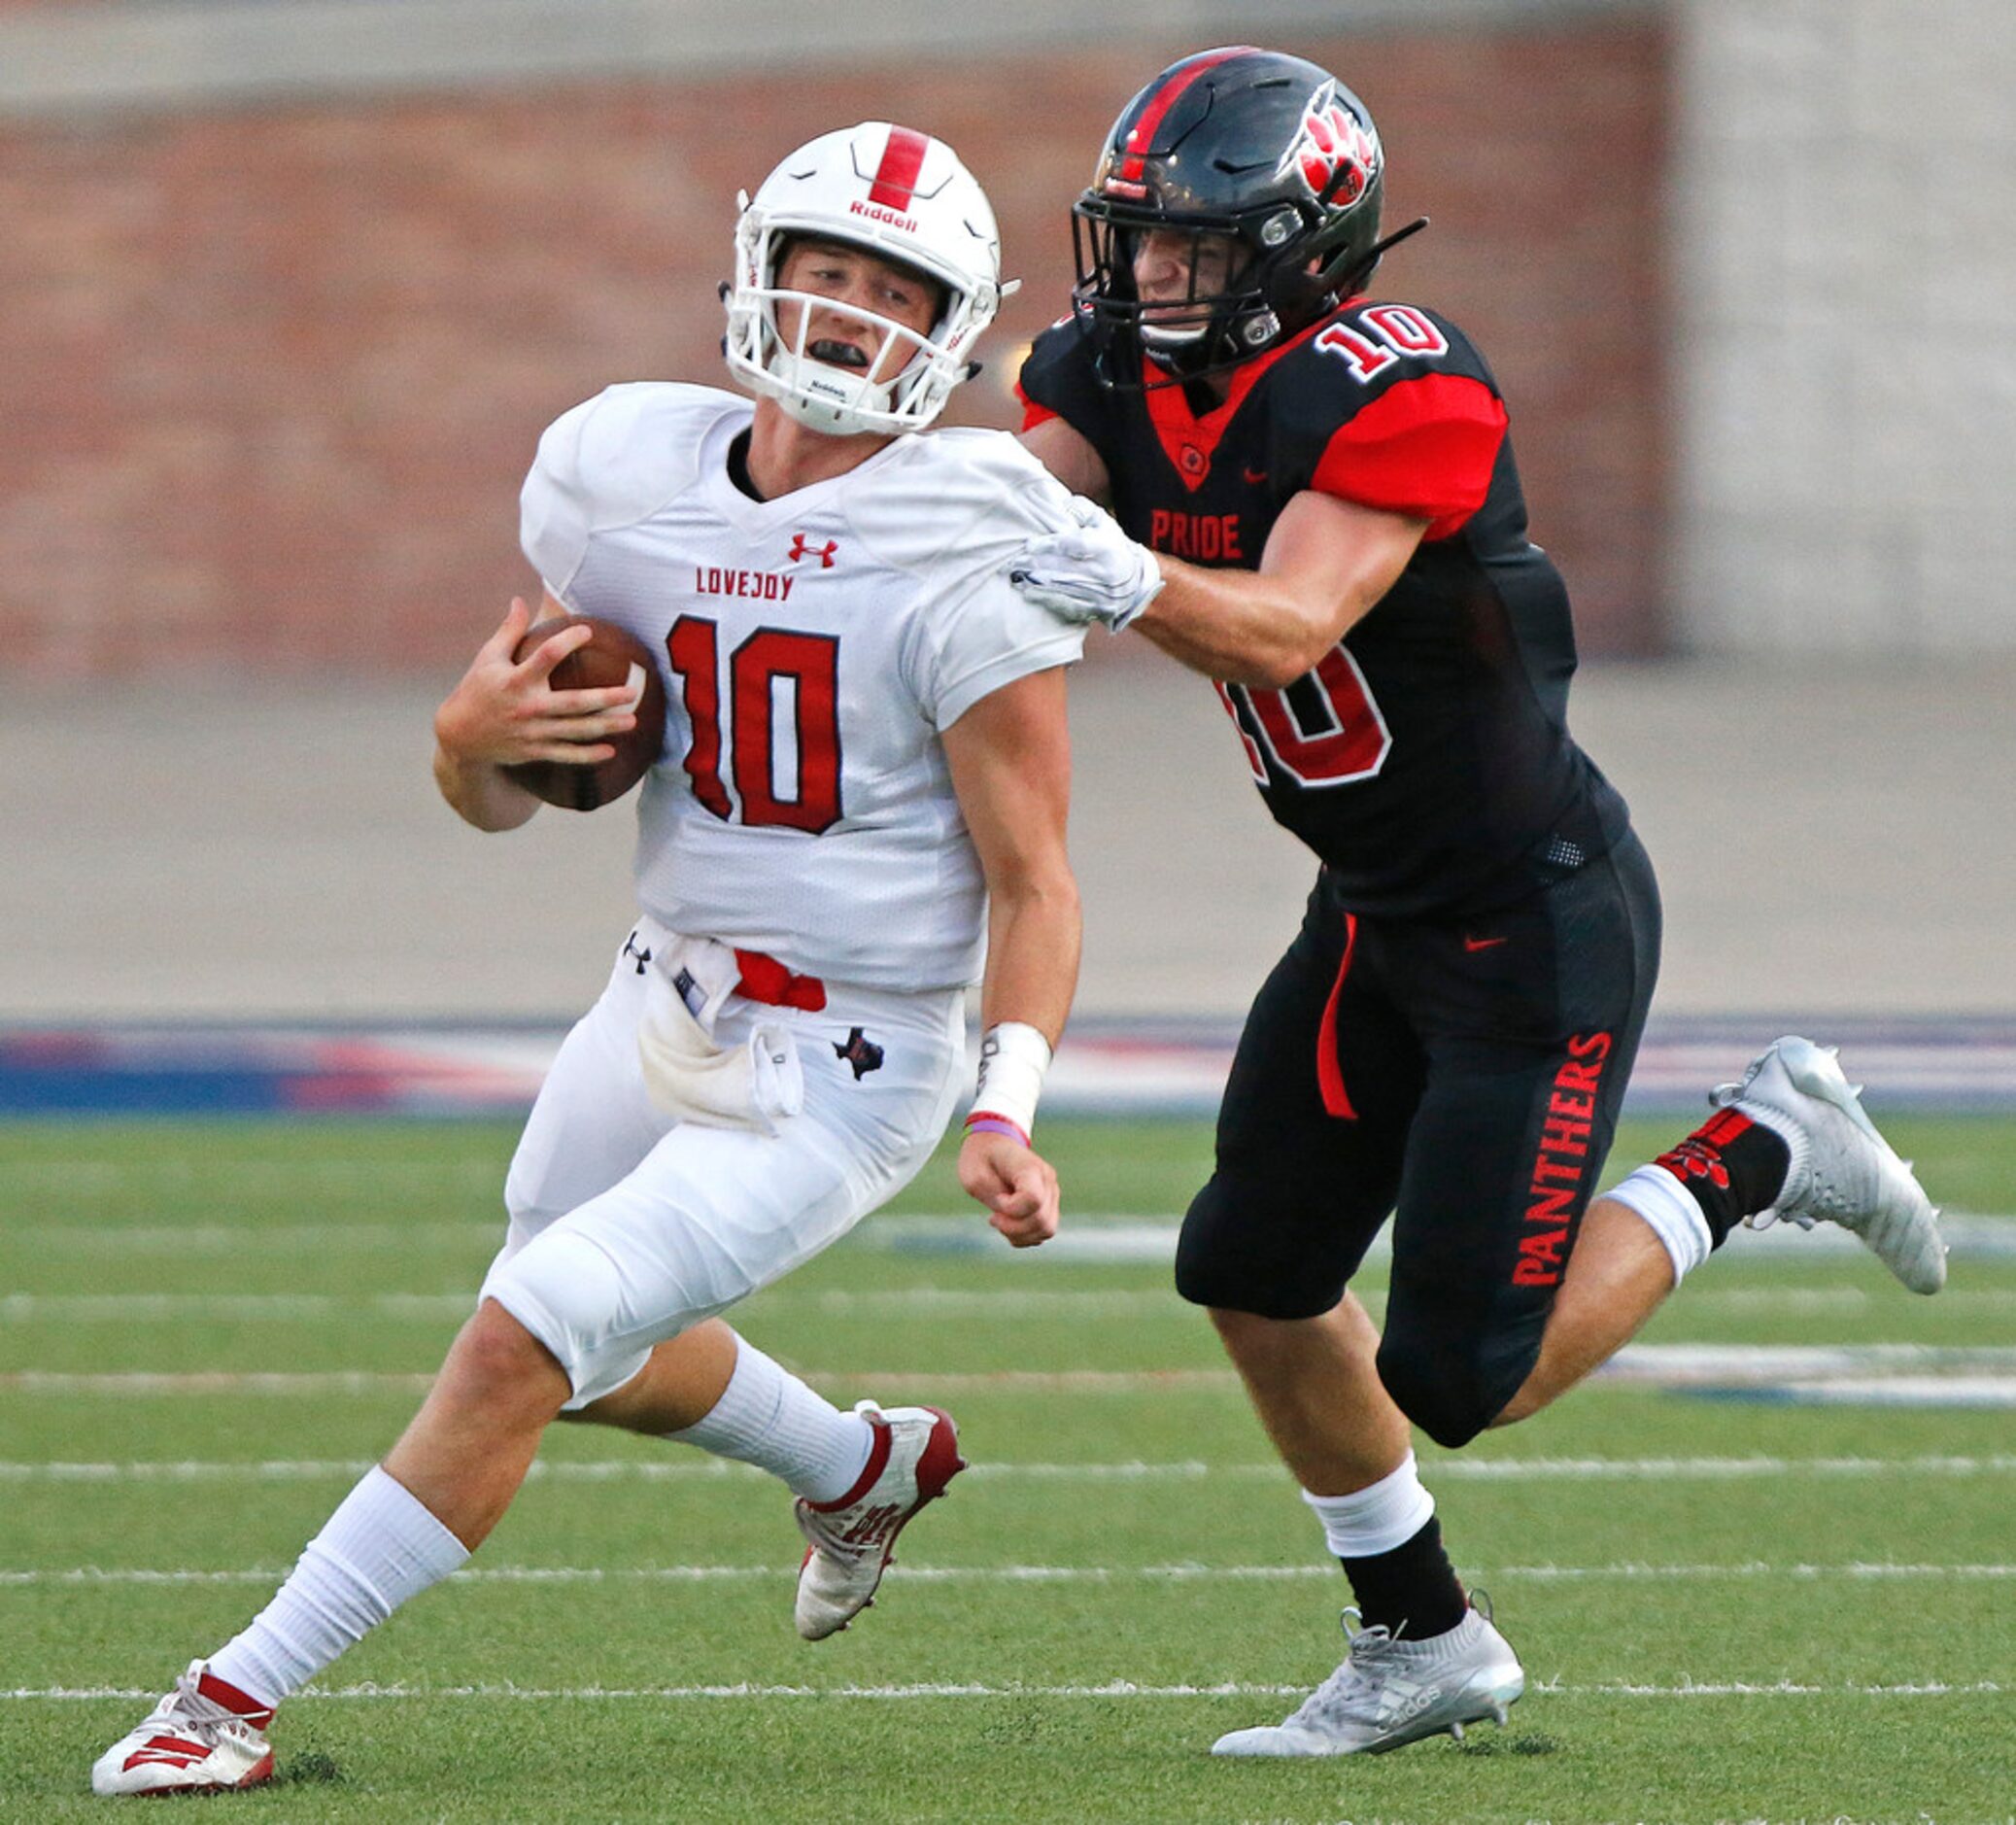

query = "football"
[502,615,667,811]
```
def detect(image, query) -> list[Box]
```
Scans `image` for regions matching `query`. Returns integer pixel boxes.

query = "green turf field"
[2,1116,2012,1823]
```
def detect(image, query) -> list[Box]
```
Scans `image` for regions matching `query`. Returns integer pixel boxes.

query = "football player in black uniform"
[1010,46,1946,1757]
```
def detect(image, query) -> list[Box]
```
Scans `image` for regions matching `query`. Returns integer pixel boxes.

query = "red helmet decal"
[1112,47,1251,185]
[867,125,930,210]
[1284,83,1379,204]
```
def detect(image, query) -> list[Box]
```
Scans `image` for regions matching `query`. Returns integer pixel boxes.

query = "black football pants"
[1176,832,1661,1448]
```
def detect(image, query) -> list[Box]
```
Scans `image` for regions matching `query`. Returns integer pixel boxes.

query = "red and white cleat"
[793,1401,965,1640]
[90,1661,275,1796]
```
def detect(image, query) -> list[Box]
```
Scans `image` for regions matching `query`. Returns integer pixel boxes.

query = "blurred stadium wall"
[0,0,2008,676]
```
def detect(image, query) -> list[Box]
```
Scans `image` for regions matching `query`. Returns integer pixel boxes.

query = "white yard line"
[1425,1453,2016,1478]
[4,1453,2015,1484]
[0,1289,1189,1322]
[1700,1376,2016,1408]
[10,1345,2016,1398]
[6,1562,2015,1589]
[10,1286,2016,1323]
[0,1294,472,1322]
[0,1160,498,1188]
[860,1214,2016,1263]
[1596,1343,2016,1381]
[13,1225,498,1254]
[0,1372,441,1395]
[3,1678,2000,1702]
[1684,1288,2016,1312]
[0,1370,1251,1395]
[13,1212,2016,1262]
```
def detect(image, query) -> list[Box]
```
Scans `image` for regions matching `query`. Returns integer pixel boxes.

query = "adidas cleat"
[90,1661,275,1796]
[1717,1036,1946,1293]
[1212,1601,1523,1758]
[794,1401,964,1641]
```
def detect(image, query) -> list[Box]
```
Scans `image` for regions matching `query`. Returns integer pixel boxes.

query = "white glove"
[1008,497,1164,633]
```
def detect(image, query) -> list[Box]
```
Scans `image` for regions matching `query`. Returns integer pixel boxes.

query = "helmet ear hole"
[1260,254,1328,322]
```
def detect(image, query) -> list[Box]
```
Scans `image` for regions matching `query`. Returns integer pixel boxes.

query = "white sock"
[1301,1451,1437,1560]
[667,1336,872,1502]
[205,1465,469,1707]
[1606,1164,1715,1284]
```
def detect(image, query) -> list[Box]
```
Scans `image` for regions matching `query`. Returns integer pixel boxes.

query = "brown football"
[502,615,667,811]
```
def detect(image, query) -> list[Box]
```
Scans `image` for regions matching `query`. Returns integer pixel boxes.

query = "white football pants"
[482,918,965,1408]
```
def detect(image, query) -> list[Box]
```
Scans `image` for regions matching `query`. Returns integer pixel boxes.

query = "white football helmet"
[724,122,1013,436]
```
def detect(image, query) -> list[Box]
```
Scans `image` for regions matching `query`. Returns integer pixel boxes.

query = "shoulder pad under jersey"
[1266,300,1488,430]
[1269,302,1508,537]
[842,428,1088,729]
[842,427,1091,580]
[521,382,744,597]
[1016,318,1112,442]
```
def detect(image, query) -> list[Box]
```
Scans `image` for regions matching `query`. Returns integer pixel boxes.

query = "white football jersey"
[521,383,1086,991]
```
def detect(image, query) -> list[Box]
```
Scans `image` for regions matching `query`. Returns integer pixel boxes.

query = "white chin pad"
[754,294,937,434]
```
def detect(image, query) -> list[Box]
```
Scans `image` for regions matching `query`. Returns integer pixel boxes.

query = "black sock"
[1339,1514,1468,1639]
[1653,1106,1793,1247]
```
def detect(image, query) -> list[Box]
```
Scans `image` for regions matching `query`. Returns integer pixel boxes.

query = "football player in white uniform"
[94,123,1104,1797]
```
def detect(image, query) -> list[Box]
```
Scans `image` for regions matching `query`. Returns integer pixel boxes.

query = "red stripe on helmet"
[868,125,930,210]
[1116,47,1254,182]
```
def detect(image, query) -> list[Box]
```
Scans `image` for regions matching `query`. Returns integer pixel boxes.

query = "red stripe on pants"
[1316,912,1358,1119]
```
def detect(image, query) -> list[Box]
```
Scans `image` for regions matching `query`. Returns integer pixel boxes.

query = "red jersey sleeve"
[1014,381,1060,432]
[1308,373,1509,540]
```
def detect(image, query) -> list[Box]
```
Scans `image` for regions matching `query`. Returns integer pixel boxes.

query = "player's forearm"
[1132,556,1346,688]
[977,873,1081,1050]
[431,743,542,832]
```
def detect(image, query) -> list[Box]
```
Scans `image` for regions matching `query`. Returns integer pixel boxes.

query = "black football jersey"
[1019,301,1632,918]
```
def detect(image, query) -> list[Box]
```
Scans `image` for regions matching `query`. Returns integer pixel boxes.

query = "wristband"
[969,1019,1051,1138]
[963,1113,1031,1149]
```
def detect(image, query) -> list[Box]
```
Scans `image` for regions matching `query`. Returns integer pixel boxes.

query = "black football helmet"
[1072,47,1403,388]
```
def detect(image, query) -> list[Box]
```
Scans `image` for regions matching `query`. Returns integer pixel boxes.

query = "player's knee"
[1175,1178,1333,1318]
[444,1299,569,1414]
[1173,1180,1235,1307]
[479,1225,629,1411]
[1202,1303,1270,1350]
[1373,1329,1499,1451]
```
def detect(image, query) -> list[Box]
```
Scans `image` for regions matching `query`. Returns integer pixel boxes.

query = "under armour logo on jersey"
[623,932,653,975]
[790,534,838,568]
[835,1027,884,1081]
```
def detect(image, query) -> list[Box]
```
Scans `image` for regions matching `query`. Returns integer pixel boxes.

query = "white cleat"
[1716,1035,1946,1293]
[794,1401,965,1641]
[90,1660,275,1796]
[1212,1601,1523,1758]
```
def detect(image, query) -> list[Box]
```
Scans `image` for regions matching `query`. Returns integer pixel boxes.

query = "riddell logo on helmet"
[849,198,917,231]
[1281,84,1379,202]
